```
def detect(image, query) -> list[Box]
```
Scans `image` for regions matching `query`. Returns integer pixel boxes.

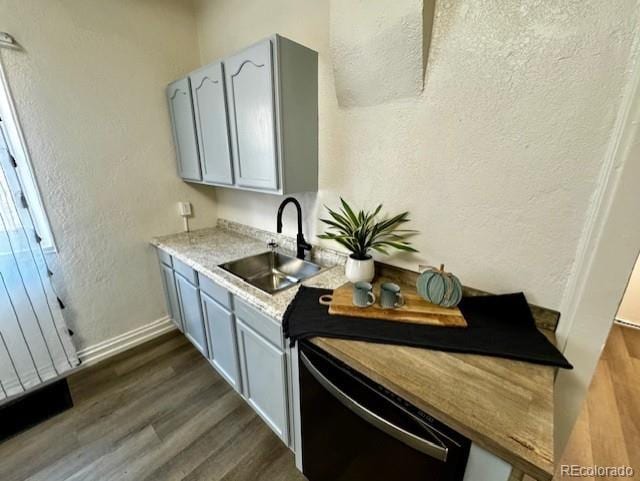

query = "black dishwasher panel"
[299,341,470,481]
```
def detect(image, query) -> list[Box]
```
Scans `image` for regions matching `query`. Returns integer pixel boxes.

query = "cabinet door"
[201,292,241,391]
[167,78,202,181]
[225,39,279,191]
[175,273,208,357]
[190,63,234,185]
[160,263,183,332]
[237,319,288,442]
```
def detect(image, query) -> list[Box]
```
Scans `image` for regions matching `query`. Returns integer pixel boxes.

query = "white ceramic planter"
[345,255,375,283]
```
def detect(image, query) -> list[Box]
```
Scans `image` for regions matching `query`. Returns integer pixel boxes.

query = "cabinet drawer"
[173,258,198,285]
[157,249,173,267]
[198,274,232,310]
[234,298,283,349]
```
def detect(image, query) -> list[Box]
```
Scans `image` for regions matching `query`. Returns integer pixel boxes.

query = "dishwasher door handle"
[300,352,448,462]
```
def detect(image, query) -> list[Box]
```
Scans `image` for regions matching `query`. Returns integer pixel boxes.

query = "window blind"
[0,121,79,402]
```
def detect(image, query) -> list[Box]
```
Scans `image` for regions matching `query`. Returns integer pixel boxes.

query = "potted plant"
[319,198,418,283]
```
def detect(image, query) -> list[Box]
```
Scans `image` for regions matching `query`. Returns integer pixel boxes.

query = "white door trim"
[0,54,57,251]
[554,55,640,457]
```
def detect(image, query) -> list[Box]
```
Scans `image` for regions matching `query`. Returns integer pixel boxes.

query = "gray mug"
[353,282,376,307]
[380,282,405,309]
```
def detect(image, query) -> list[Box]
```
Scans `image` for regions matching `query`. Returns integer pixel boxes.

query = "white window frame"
[0,56,56,252]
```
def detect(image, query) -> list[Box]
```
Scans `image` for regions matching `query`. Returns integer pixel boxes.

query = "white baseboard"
[77,316,177,368]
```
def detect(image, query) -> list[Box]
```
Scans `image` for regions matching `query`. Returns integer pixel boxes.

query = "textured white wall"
[330,0,426,107]
[0,0,636,370]
[0,0,217,350]
[618,255,640,324]
[194,0,640,311]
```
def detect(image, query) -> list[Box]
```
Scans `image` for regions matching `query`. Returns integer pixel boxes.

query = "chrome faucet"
[276,197,312,260]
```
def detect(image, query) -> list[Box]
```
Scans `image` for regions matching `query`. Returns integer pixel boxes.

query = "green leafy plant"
[318,198,418,260]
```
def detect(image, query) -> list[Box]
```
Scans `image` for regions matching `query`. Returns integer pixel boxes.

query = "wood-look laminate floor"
[555,324,640,480]
[0,331,307,481]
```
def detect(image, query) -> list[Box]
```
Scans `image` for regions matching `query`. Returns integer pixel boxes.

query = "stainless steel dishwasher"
[299,341,471,481]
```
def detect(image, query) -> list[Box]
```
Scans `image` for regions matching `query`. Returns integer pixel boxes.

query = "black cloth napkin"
[283,286,572,369]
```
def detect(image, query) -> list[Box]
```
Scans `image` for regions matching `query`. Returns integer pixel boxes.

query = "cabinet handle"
[300,352,448,462]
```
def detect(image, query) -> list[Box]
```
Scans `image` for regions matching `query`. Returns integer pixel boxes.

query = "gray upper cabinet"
[190,63,234,185]
[270,35,318,194]
[225,39,279,191]
[166,78,202,182]
[166,34,318,194]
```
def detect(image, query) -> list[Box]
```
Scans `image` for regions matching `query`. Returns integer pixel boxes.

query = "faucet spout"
[276,197,311,260]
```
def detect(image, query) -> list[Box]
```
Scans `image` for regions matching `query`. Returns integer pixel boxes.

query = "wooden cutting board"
[325,282,467,327]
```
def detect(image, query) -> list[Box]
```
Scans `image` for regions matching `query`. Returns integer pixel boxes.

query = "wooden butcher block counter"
[311,332,555,481]
[310,265,558,481]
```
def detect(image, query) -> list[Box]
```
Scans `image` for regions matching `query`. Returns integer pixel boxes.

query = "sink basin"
[220,251,323,294]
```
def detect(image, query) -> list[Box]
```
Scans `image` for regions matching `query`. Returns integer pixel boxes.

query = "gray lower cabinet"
[236,318,289,443]
[167,78,202,181]
[190,62,234,186]
[175,273,209,357]
[155,249,292,447]
[201,292,241,391]
[159,262,183,332]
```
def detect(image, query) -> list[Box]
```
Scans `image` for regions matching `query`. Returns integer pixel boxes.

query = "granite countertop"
[151,223,347,321]
[151,221,555,480]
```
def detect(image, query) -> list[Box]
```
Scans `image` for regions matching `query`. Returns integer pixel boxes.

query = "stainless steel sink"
[219,251,323,294]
